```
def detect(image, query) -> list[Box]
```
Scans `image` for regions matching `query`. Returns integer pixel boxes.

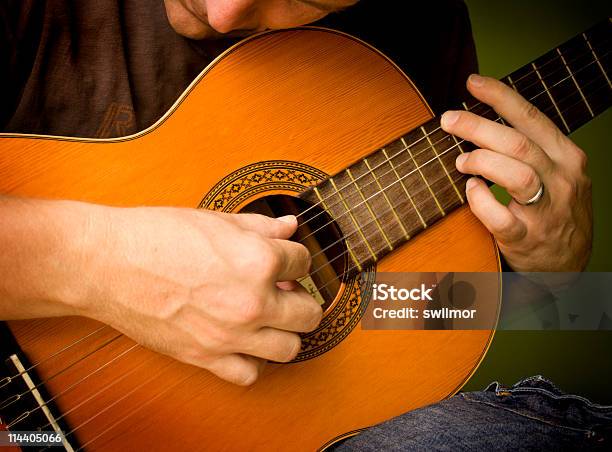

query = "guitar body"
[0,28,499,451]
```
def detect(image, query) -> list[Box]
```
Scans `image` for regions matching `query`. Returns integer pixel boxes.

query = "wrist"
[52,200,114,319]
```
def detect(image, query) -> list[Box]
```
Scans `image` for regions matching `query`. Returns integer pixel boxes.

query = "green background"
[462,0,611,402]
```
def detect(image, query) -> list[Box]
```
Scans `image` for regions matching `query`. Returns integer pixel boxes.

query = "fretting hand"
[441,74,593,273]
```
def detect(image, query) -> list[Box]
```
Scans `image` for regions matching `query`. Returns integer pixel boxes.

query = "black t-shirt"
[0,0,478,138]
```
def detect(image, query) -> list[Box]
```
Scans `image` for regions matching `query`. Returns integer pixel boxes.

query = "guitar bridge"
[0,324,77,451]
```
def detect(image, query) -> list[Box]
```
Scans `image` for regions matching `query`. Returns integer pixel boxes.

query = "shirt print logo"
[95,103,136,138]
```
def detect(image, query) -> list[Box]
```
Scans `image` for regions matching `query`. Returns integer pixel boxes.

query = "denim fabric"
[333,376,612,451]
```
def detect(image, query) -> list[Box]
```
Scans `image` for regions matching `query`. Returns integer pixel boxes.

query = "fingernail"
[456,153,468,169]
[469,73,484,86]
[441,110,460,128]
[466,177,478,191]
[277,215,296,224]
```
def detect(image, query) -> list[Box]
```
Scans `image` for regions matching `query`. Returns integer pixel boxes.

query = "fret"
[556,47,595,117]
[403,125,465,215]
[422,119,470,202]
[461,97,496,121]
[533,47,590,131]
[448,103,477,154]
[531,62,571,133]
[564,32,611,122]
[384,139,438,229]
[592,18,612,58]
[329,168,391,260]
[584,20,612,118]
[312,186,362,272]
[468,99,497,121]
[502,76,517,125]
[401,137,446,216]
[506,75,518,91]
[381,147,427,229]
[583,32,612,90]
[362,158,411,241]
[452,134,467,153]
[385,138,442,227]
[420,125,464,204]
[354,151,423,241]
[345,168,394,251]
[328,177,378,262]
[509,63,562,130]
[589,20,612,84]
[508,65,542,100]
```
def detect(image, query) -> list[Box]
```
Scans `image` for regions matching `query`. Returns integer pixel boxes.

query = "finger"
[206,353,265,386]
[231,213,298,239]
[241,328,302,363]
[441,109,553,177]
[464,74,573,158]
[456,149,542,203]
[271,238,312,281]
[276,280,298,291]
[267,284,323,332]
[464,177,527,243]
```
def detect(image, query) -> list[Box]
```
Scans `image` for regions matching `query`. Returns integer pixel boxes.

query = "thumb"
[232,213,298,239]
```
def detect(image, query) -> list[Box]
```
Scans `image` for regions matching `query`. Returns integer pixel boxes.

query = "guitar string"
[307,78,610,295]
[35,358,180,451]
[0,324,109,389]
[60,363,200,451]
[304,173,467,294]
[34,352,151,432]
[6,75,607,433]
[6,344,139,428]
[2,39,606,396]
[291,37,611,229]
[3,41,609,436]
[0,334,123,410]
[295,56,611,261]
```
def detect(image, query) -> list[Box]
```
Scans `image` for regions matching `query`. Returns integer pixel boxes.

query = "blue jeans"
[333,376,612,451]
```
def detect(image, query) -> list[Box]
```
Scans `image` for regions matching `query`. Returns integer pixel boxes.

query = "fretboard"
[301,18,611,275]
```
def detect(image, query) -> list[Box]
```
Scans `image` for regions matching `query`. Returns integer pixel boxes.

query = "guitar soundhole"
[240,194,347,312]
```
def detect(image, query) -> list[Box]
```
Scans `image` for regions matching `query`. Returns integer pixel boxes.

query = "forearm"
[0,195,321,385]
[0,195,99,319]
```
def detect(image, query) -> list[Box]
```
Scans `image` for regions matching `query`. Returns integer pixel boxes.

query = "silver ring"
[515,183,545,206]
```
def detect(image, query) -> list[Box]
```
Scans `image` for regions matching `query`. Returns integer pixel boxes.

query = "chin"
[173,22,261,40]
[173,24,213,40]
[164,10,210,39]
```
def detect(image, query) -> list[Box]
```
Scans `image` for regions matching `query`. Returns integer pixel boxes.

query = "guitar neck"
[302,18,611,274]
[474,17,611,134]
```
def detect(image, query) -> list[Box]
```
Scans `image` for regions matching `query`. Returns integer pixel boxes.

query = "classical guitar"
[0,18,610,451]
